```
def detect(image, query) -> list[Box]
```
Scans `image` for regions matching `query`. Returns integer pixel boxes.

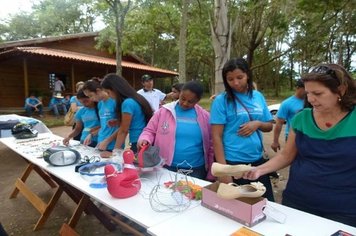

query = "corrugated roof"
[1,47,178,76]
[0,32,99,49]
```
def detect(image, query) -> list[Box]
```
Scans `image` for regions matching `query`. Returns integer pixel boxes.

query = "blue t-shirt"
[210,90,272,162]
[25,97,40,107]
[70,96,82,107]
[49,97,64,107]
[75,107,100,143]
[276,95,304,138]
[172,104,204,168]
[98,98,118,151]
[121,98,146,143]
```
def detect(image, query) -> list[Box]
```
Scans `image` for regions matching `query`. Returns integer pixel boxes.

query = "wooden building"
[0,32,178,108]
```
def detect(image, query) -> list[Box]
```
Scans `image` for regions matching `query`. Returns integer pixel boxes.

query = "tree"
[211,0,232,94]
[178,0,190,83]
[1,0,96,40]
[103,0,133,75]
[1,12,39,40]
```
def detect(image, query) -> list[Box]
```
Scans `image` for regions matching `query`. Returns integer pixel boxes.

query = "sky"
[0,0,105,29]
[0,0,34,21]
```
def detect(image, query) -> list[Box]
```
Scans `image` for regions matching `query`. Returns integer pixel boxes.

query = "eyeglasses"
[310,65,335,76]
[81,155,101,164]
[309,65,341,85]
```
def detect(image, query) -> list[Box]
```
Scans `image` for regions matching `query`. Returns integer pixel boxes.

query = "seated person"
[63,94,71,111]
[24,92,43,117]
[49,93,67,116]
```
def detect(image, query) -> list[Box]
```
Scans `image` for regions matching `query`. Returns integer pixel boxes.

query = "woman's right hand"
[137,140,149,150]
[63,137,70,146]
[243,167,263,180]
[83,134,92,146]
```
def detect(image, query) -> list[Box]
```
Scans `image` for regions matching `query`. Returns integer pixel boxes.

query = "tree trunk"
[115,14,123,75]
[178,0,189,83]
[106,0,132,76]
[211,0,231,94]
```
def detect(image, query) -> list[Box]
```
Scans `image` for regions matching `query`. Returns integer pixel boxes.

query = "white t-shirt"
[54,80,65,92]
[137,88,166,112]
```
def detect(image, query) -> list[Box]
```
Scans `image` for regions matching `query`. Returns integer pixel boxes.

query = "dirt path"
[0,126,288,235]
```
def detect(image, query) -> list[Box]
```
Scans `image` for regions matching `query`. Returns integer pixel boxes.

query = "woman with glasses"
[244,63,356,227]
[137,81,214,180]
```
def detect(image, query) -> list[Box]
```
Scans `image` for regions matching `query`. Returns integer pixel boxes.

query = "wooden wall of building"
[0,54,153,108]
[0,55,114,107]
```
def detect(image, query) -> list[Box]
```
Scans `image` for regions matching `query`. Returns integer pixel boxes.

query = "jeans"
[51,104,67,116]
[25,105,43,116]
[227,158,275,202]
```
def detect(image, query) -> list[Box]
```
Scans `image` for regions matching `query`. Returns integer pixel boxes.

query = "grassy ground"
[198,93,287,112]
[36,114,65,128]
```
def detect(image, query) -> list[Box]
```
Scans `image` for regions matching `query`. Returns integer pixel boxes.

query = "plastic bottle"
[111,148,124,172]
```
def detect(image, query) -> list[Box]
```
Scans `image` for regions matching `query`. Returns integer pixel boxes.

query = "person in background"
[82,78,118,154]
[166,83,184,101]
[70,81,85,141]
[244,63,356,227]
[24,92,43,117]
[63,94,71,111]
[49,92,67,117]
[138,81,214,180]
[63,89,100,148]
[137,74,166,112]
[53,76,65,94]
[101,74,153,153]
[210,58,274,201]
[70,81,85,113]
[271,79,306,152]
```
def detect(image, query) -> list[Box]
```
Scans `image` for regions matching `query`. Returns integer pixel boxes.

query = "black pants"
[282,196,356,227]
[0,223,7,236]
[226,158,275,202]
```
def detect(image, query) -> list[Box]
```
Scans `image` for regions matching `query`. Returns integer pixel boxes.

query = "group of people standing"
[59,58,356,227]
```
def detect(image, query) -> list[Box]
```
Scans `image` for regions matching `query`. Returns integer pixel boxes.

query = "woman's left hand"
[237,121,259,136]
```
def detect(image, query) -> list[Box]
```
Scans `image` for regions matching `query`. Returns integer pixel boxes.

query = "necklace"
[325,122,332,128]
[314,109,347,129]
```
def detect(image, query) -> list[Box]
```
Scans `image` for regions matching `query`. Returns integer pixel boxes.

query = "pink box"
[201,182,266,227]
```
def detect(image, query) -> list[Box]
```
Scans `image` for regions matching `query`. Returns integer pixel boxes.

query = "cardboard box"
[201,182,266,227]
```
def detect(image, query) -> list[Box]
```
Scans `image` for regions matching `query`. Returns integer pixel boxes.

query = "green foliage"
[1,0,354,98]
[1,0,96,40]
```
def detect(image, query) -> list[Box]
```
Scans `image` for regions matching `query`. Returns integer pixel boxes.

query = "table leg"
[68,194,90,228]
[33,165,57,188]
[9,162,34,198]
[34,186,64,231]
[50,175,116,232]
[106,214,144,236]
